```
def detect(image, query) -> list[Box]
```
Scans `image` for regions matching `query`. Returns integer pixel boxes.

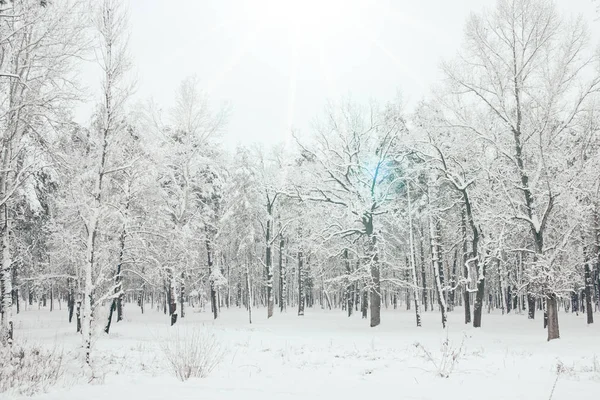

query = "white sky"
[76,0,600,148]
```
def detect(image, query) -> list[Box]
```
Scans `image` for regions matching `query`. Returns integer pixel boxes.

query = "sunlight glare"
[248,0,356,49]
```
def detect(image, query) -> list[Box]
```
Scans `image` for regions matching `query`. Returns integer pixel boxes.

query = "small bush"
[159,327,225,381]
[0,342,64,396]
[414,335,465,378]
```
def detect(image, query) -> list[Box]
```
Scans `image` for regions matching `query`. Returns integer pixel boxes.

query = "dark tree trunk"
[506,284,512,313]
[527,291,536,319]
[584,258,594,324]
[364,212,381,327]
[344,248,353,317]
[430,217,447,328]
[180,272,185,319]
[462,194,482,328]
[138,288,144,314]
[461,208,471,324]
[12,265,18,314]
[279,233,286,312]
[165,269,177,326]
[76,299,82,333]
[68,279,74,323]
[473,259,487,328]
[298,250,304,316]
[206,226,218,320]
[547,294,559,340]
[265,203,274,318]
[420,235,428,312]
[361,284,368,319]
[449,249,457,311]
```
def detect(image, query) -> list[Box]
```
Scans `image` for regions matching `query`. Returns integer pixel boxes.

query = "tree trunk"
[206,227,218,320]
[473,259,486,328]
[368,234,381,327]
[461,209,471,324]
[361,283,368,319]
[68,278,75,323]
[420,235,428,312]
[430,214,447,328]
[546,293,560,340]
[0,198,13,343]
[82,207,98,364]
[279,234,286,312]
[407,182,421,326]
[584,260,594,324]
[104,222,126,335]
[167,269,177,325]
[246,260,252,324]
[297,250,304,316]
[344,248,353,317]
[76,298,82,333]
[449,249,457,312]
[265,204,274,318]
[527,290,536,319]
[180,272,185,319]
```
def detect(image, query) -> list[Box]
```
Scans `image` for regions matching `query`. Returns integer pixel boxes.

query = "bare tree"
[81,0,132,364]
[442,0,600,340]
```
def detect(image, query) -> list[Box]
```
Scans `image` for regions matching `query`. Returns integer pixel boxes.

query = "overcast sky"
[79,0,600,148]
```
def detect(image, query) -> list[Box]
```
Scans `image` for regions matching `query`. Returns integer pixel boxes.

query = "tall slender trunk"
[180,271,185,319]
[104,206,127,334]
[82,207,99,364]
[76,297,81,333]
[361,282,368,319]
[0,162,13,343]
[246,258,252,324]
[407,182,421,326]
[498,260,505,315]
[420,234,428,312]
[12,263,18,315]
[167,268,177,325]
[449,249,457,312]
[265,203,274,318]
[344,248,354,317]
[297,250,304,316]
[461,208,471,323]
[279,233,286,312]
[584,256,594,324]
[206,226,218,319]
[461,190,483,328]
[429,213,447,328]
[68,278,75,323]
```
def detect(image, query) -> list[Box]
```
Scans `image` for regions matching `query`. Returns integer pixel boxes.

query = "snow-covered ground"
[8,306,600,400]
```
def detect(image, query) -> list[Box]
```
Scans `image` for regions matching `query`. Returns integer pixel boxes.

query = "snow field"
[7,306,600,400]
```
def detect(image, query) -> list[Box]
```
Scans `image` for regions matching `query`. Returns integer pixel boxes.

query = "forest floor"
[7,305,600,400]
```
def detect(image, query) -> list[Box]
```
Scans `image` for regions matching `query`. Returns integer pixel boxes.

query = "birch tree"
[81,0,132,363]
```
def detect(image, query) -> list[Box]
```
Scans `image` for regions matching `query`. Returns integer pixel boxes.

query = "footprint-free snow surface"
[10,307,600,400]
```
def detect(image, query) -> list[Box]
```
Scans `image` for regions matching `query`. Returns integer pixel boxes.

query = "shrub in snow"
[159,327,225,381]
[0,342,64,396]
[414,335,465,378]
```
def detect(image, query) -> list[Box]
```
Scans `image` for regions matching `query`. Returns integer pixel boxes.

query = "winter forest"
[1,0,600,398]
